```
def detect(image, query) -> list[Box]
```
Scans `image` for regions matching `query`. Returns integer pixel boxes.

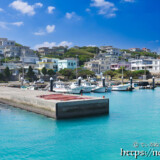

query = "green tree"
[4,67,11,79]
[48,69,56,76]
[41,67,47,75]
[27,66,35,81]
[104,70,116,80]
[0,73,4,81]
[59,68,75,80]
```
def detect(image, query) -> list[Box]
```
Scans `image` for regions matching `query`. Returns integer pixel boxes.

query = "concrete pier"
[0,87,109,119]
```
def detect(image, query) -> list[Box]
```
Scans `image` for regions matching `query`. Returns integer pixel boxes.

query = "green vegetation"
[104,69,151,80]
[121,49,159,59]
[58,68,95,80]
[15,43,23,47]
[27,66,35,81]
[64,47,95,66]
[4,67,11,79]
[41,67,47,75]
[59,68,75,80]
[47,69,56,76]
[1,57,20,63]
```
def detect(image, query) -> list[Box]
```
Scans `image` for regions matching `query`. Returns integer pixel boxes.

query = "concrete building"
[58,59,77,71]
[84,59,111,74]
[110,61,131,70]
[20,56,39,64]
[38,46,67,56]
[130,59,160,73]
[0,38,35,58]
[142,48,151,53]
[37,58,59,71]
[100,46,121,56]
[130,48,142,52]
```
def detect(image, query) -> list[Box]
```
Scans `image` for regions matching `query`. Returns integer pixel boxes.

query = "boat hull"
[92,87,106,93]
[112,84,130,91]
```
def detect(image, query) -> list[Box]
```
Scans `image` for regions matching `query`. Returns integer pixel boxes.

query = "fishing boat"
[91,77,106,93]
[81,81,92,93]
[91,86,106,93]
[112,83,130,91]
[53,81,82,94]
[111,67,133,91]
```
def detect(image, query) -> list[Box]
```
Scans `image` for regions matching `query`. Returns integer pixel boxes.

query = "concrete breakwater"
[0,87,109,119]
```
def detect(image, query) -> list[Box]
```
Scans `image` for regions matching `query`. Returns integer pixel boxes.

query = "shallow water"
[0,88,160,160]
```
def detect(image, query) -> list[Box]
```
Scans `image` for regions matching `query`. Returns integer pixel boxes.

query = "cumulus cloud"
[48,6,55,14]
[65,12,81,20]
[90,0,118,18]
[0,8,3,12]
[34,24,55,36]
[34,41,73,49]
[0,21,24,29]
[9,0,43,16]
[46,25,55,33]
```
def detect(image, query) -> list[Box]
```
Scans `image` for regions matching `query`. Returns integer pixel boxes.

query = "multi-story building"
[130,59,160,73]
[37,58,59,71]
[38,46,67,56]
[0,38,35,58]
[100,46,121,56]
[58,58,77,71]
[142,48,151,53]
[110,61,131,70]
[130,48,142,52]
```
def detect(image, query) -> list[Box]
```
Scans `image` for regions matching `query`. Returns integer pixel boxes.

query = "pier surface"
[0,87,109,119]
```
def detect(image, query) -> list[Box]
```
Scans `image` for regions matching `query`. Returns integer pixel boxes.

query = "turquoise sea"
[0,88,160,160]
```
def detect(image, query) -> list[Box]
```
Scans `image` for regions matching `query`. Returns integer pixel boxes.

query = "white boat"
[53,82,69,93]
[81,81,92,93]
[92,86,106,93]
[70,82,83,94]
[53,81,82,94]
[112,83,131,91]
[106,86,112,92]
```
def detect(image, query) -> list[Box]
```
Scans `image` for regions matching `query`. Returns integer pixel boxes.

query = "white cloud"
[59,41,73,47]
[9,0,43,16]
[34,2,43,8]
[123,0,135,2]
[90,0,118,18]
[0,21,24,29]
[34,31,45,36]
[34,24,56,36]
[46,25,55,33]
[48,6,55,14]
[65,12,81,20]
[0,8,3,12]
[149,40,159,44]
[34,41,73,49]
[11,21,24,26]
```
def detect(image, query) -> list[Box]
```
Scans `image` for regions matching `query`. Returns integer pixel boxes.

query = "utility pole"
[122,66,124,85]
[76,55,78,79]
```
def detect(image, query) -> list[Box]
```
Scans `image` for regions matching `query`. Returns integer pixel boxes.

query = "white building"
[100,46,121,56]
[58,59,77,71]
[20,56,39,64]
[130,59,160,73]
[37,58,59,71]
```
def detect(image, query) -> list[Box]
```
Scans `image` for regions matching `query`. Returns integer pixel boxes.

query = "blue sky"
[0,0,160,53]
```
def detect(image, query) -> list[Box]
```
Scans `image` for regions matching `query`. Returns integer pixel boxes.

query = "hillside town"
[0,37,159,82]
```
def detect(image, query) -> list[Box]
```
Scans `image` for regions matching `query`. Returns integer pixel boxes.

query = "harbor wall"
[0,87,109,119]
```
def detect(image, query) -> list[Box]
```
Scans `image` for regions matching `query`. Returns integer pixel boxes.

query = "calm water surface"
[0,88,160,160]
